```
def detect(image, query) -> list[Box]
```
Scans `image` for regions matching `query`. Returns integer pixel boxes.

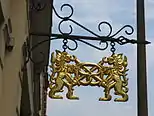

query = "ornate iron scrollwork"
[50,4,150,52]
[29,3,150,54]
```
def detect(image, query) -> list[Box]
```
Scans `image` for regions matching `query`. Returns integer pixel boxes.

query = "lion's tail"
[122,77,129,93]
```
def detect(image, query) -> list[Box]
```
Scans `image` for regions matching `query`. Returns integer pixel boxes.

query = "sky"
[47,0,154,116]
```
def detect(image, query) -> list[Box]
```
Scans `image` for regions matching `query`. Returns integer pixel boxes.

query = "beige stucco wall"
[0,0,28,115]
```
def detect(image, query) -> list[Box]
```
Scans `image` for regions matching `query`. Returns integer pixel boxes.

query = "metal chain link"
[110,42,116,55]
[62,38,68,52]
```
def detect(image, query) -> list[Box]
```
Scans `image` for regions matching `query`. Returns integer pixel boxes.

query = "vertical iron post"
[137,0,148,116]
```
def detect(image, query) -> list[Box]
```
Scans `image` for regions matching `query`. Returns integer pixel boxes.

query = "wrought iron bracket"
[27,3,151,65]
[29,3,150,50]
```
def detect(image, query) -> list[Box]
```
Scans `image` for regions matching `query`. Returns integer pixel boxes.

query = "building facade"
[0,0,52,116]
